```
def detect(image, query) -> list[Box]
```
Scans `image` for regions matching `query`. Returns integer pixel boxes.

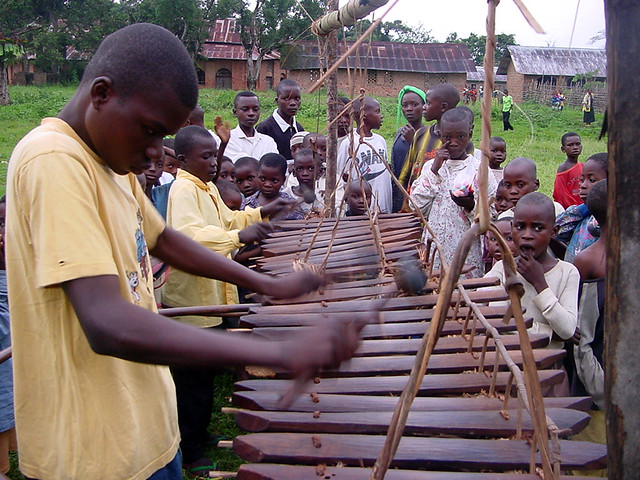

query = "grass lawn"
[0,85,607,479]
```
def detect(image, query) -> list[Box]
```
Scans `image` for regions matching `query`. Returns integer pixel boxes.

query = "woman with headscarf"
[391,85,426,212]
[582,89,595,126]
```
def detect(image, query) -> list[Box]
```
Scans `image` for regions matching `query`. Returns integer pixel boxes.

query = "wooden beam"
[605,0,640,476]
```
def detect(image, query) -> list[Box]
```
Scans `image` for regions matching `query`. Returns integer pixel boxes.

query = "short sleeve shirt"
[6,118,179,480]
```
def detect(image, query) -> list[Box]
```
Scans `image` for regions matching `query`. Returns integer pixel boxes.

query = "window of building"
[384,71,393,85]
[367,70,378,84]
[215,68,232,89]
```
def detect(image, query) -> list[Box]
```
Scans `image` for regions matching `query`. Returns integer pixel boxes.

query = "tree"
[0,41,24,105]
[445,32,517,65]
[340,19,435,43]
[0,0,49,105]
[122,0,209,60]
[237,0,326,90]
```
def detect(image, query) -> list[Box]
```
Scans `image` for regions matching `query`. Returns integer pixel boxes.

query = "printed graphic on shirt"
[127,271,141,302]
[135,209,150,282]
[354,148,388,182]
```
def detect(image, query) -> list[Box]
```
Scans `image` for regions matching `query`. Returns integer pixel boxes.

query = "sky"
[339,0,606,49]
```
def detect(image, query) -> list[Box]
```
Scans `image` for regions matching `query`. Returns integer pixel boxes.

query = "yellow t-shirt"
[6,118,179,480]
[163,169,262,327]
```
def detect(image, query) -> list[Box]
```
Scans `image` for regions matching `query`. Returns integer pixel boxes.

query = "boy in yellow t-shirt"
[163,125,295,474]
[6,24,360,480]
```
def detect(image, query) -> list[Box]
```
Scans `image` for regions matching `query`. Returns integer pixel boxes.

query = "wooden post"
[325,0,339,216]
[605,0,640,477]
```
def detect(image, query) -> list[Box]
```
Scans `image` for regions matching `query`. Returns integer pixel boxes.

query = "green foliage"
[237,0,326,88]
[445,32,517,65]
[122,0,209,59]
[340,19,435,43]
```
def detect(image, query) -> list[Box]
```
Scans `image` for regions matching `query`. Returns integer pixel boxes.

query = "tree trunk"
[246,54,262,91]
[0,62,11,106]
[605,0,640,478]
[325,0,339,216]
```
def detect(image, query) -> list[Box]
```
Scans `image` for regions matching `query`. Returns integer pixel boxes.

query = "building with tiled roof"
[497,45,607,103]
[198,18,282,91]
[280,41,477,97]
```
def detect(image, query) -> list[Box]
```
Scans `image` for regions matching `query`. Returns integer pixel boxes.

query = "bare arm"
[63,274,360,373]
[150,226,320,298]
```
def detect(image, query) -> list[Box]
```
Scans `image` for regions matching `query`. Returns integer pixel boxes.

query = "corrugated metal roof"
[467,66,507,83]
[280,41,476,73]
[201,18,280,61]
[200,43,279,61]
[207,18,242,44]
[496,45,607,77]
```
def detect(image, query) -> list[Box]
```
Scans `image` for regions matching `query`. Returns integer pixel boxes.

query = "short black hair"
[587,179,607,225]
[294,148,314,163]
[82,23,198,109]
[505,157,537,179]
[163,138,175,149]
[219,156,233,166]
[457,105,474,126]
[276,79,300,97]
[428,83,460,107]
[216,178,242,194]
[259,152,287,177]
[302,132,324,148]
[441,106,471,124]
[346,178,372,195]
[353,96,378,118]
[235,156,259,170]
[234,91,259,107]
[586,152,608,174]
[496,179,505,190]
[490,136,506,145]
[514,192,555,224]
[189,106,205,126]
[174,125,215,156]
[561,132,580,146]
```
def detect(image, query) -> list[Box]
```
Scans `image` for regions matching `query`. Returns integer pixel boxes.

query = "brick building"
[198,18,282,91]
[280,41,476,97]
[497,45,607,104]
[466,66,507,92]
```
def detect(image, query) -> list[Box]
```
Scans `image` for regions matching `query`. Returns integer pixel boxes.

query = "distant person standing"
[502,89,514,131]
[582,89,595,126]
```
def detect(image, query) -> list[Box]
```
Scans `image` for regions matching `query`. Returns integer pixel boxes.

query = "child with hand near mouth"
[485,192,579,350]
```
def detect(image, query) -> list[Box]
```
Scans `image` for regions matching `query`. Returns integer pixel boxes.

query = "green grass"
[1,85,606,198]
[0,85,606,479]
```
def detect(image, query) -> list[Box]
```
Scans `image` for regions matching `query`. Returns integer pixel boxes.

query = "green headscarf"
[396,85,427,127]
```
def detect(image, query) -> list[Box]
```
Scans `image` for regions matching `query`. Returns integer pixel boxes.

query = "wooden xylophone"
[223,214,607,479]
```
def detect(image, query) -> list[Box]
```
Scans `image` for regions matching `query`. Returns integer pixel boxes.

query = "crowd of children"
[1,22,611,480]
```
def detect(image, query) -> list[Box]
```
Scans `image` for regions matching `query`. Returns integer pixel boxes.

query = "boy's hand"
[213,116,231,144]
[431,141,450,175]
[516,253,547,293]
[265,270,324,300]
[238,222,273,245]
[261,197,296,219]
[554,326,581,345]
[401,124,416,144]
[450,190,475,212]
[277,318,362,407]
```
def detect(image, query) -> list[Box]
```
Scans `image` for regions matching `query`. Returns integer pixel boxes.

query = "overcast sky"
[339,0,606,49]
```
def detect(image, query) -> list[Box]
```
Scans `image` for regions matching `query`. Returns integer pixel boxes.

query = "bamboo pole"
[312,0,390,36]
[308,0,401,93]
[325,0,339,216]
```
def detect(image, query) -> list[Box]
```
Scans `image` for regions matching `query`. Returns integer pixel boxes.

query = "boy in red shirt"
[553,132,583,208]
